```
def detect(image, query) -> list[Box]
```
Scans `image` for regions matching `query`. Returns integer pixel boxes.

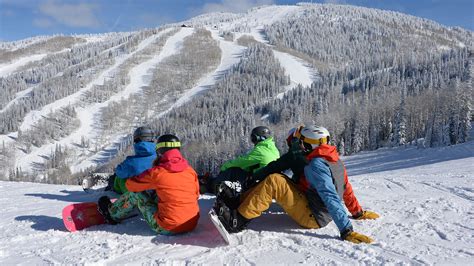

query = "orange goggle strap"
[293,126,328,146]
[156,141,181,149]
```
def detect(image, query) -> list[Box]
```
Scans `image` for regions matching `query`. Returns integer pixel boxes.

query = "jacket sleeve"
[252,152,291,182]
[220,146,263,172]
[125,168,157,192]
[115,158,135,179]
[342,166,363,216]
[304,158,352,233]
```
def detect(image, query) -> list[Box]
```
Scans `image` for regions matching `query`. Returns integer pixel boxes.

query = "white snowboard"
[209,208,232,245]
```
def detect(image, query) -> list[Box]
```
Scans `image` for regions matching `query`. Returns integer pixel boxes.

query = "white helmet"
[296,125,330,150]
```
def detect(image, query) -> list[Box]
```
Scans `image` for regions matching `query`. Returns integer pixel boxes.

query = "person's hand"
[355,210,380,220]
[344,231,374,244]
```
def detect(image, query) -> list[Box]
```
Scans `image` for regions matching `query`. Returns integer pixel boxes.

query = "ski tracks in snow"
[343,143,474,264]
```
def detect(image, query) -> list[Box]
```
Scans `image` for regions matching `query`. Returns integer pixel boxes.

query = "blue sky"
[0,0,473,41]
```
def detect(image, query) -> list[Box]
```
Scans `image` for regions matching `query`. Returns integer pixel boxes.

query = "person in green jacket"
[202,126,280,194]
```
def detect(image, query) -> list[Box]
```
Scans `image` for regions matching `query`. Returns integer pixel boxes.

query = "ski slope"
[8,5,317,176]
[71,27,194,173]
[14,28,191,174]
[0,54,48,78]
[1,141,472,264]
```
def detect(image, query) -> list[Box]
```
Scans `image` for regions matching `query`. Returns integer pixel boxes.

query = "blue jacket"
[115,141,157,179]
[304,157,353,233]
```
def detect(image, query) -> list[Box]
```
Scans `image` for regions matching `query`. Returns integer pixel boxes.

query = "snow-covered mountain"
[1,138,473,264]
[0,3,472,183]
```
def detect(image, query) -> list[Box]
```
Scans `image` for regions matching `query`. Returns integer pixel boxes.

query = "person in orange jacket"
[216,125,379,244]
[98,134,200,235]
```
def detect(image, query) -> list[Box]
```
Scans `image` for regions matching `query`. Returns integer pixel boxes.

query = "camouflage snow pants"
[109,191,173,235]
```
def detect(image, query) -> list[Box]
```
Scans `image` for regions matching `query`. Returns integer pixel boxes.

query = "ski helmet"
[156,134,181,150]
[133,126,155,143]
[250,126,271,144]
[295,125,330,151]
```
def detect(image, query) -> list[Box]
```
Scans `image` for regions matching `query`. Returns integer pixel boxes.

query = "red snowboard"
[62,200,115,232]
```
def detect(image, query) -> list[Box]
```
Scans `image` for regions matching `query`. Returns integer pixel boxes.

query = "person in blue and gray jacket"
[105,126,157,194]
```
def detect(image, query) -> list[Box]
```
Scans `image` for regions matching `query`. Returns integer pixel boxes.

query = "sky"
[0,0,473,41]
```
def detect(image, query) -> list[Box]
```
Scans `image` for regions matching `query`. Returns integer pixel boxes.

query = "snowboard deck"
[209,208,232,245]
[62,199,119,232]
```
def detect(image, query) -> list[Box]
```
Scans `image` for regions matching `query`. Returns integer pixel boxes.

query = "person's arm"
[341,166,363,216]
[115,159,135,179]
[220,146,263,172]
[304,158,352,233]
[125,168,158,192]
[252,152,291,181]
[304,158,373,243]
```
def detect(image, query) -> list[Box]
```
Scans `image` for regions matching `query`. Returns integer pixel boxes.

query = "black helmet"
[156,134,181,150]
[133,126,154,143]
[250,126,271,144]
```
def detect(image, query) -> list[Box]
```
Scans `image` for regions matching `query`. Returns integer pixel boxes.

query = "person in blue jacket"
[105,126,157,194]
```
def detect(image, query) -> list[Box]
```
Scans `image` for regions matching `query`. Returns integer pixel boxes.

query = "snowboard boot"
[97,196,118,225]
[214,198,249,233]
[216,183,241,210]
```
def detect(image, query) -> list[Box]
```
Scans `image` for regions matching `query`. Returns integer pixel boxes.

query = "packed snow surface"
[1,141,473,264]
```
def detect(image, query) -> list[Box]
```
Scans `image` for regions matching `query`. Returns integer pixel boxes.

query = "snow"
[238,9,318,97]
[14,28,186,173]
[19,29,176,133]
[273,50,317,99]
[70,27,194,173]
[1,141,473,264]
[156,29,246,118]
[0,54,47,77]
[197,5,319,99]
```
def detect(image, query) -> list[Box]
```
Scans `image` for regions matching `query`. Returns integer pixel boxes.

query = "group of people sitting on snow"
[97,124,379,244]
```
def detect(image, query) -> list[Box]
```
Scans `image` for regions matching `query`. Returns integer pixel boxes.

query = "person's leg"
[108,192,140,221]
[238,173,319,229]
[109,192,173,234]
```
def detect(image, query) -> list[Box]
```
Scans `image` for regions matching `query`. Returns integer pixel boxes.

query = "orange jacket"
[126,149,200,233]
[305,144,362,216]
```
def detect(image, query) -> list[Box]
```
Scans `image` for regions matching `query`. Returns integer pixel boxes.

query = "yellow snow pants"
[238,173,319,229]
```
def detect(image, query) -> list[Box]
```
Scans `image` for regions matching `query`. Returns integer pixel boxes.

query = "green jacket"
[220,137,280,173]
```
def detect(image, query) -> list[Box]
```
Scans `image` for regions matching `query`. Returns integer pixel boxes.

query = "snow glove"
[342,230,374,244]
[353,210,380,220]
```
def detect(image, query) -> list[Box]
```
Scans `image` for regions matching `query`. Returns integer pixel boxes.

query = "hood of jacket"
[158,149,189,172]
[306,144,340,162]
[133,141,157,157]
